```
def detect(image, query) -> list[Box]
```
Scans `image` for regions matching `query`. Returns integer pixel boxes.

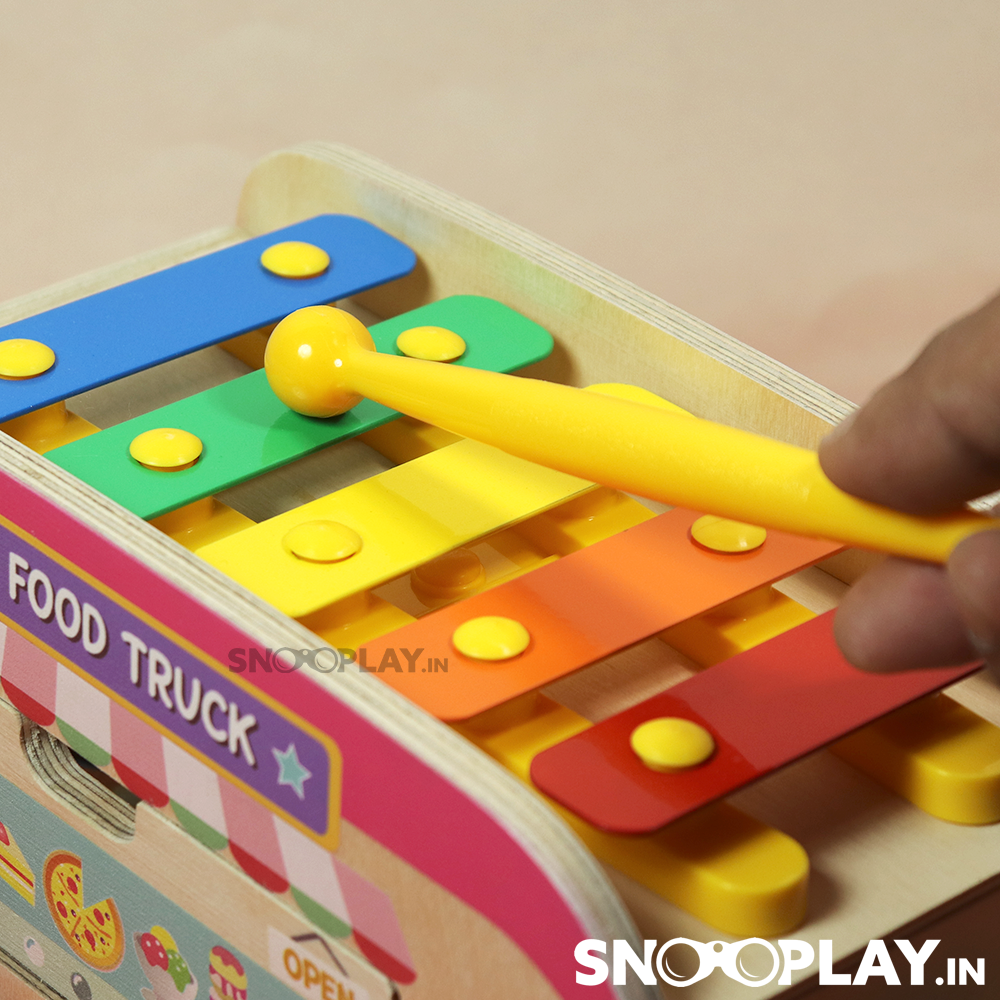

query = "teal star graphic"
[272,743,312,800]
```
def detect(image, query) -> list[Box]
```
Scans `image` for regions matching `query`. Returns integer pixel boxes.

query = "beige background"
[3,1,1000,404]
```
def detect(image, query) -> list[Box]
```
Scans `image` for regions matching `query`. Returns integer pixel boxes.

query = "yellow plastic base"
[514,486,655,555]
[198,439,594,618]
[833,693,1000,825]
[298,592,416,650]
[150,497,255,551]
[220,325,274,370]
[584,803,809,939]
[661,587,816,667]
[359,415,463,463]
[1,401,99,454]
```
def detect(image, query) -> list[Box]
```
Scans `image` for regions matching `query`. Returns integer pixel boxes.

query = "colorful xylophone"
[0,143,998,1000]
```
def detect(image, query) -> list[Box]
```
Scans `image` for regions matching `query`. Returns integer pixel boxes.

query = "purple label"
[2,526,331,835]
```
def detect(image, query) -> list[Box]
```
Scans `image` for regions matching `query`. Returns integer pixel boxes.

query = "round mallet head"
[264,305,376,417]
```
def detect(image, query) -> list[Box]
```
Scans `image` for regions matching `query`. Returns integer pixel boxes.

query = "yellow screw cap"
[129,428,203,471]
[283,520,362,563]
[631,717,716,771]
[260,241,331,279]
[0,339,56,379]
[396,326,466,362]
[453,616,530,661]
[690,514,767,553]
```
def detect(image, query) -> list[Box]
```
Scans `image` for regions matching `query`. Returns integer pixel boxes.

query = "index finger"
[819,292,1000,514]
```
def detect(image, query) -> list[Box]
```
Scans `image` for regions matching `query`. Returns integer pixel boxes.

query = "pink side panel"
[1,472,615,1000]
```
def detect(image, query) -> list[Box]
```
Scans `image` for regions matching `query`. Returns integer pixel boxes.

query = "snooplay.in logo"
[575,937,986,987]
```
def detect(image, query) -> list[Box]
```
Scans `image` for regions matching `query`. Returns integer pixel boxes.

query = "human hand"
[818,292,1000,673]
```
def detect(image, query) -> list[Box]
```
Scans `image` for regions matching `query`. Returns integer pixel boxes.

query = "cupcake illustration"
[134,925,197,1000]
[208,945,248,1000]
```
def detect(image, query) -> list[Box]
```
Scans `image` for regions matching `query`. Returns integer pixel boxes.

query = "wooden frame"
[0,143,997,1000]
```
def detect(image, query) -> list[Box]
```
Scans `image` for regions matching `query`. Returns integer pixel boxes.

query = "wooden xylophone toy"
[0,143,998,1000]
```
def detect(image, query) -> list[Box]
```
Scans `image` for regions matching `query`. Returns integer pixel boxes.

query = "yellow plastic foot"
[150,497,254,551]
[833,693,1000,825]
[359,415,462,463]
[1,401,99,453]
[661,587,815,667]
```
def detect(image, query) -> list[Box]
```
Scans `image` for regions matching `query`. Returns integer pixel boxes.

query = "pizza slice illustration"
[43,850,124,972]
[0,819,35,905]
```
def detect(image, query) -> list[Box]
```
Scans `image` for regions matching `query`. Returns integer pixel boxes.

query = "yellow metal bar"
[198,439,593,617]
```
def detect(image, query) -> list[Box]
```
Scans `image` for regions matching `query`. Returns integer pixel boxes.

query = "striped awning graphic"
[0,624,415,984]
